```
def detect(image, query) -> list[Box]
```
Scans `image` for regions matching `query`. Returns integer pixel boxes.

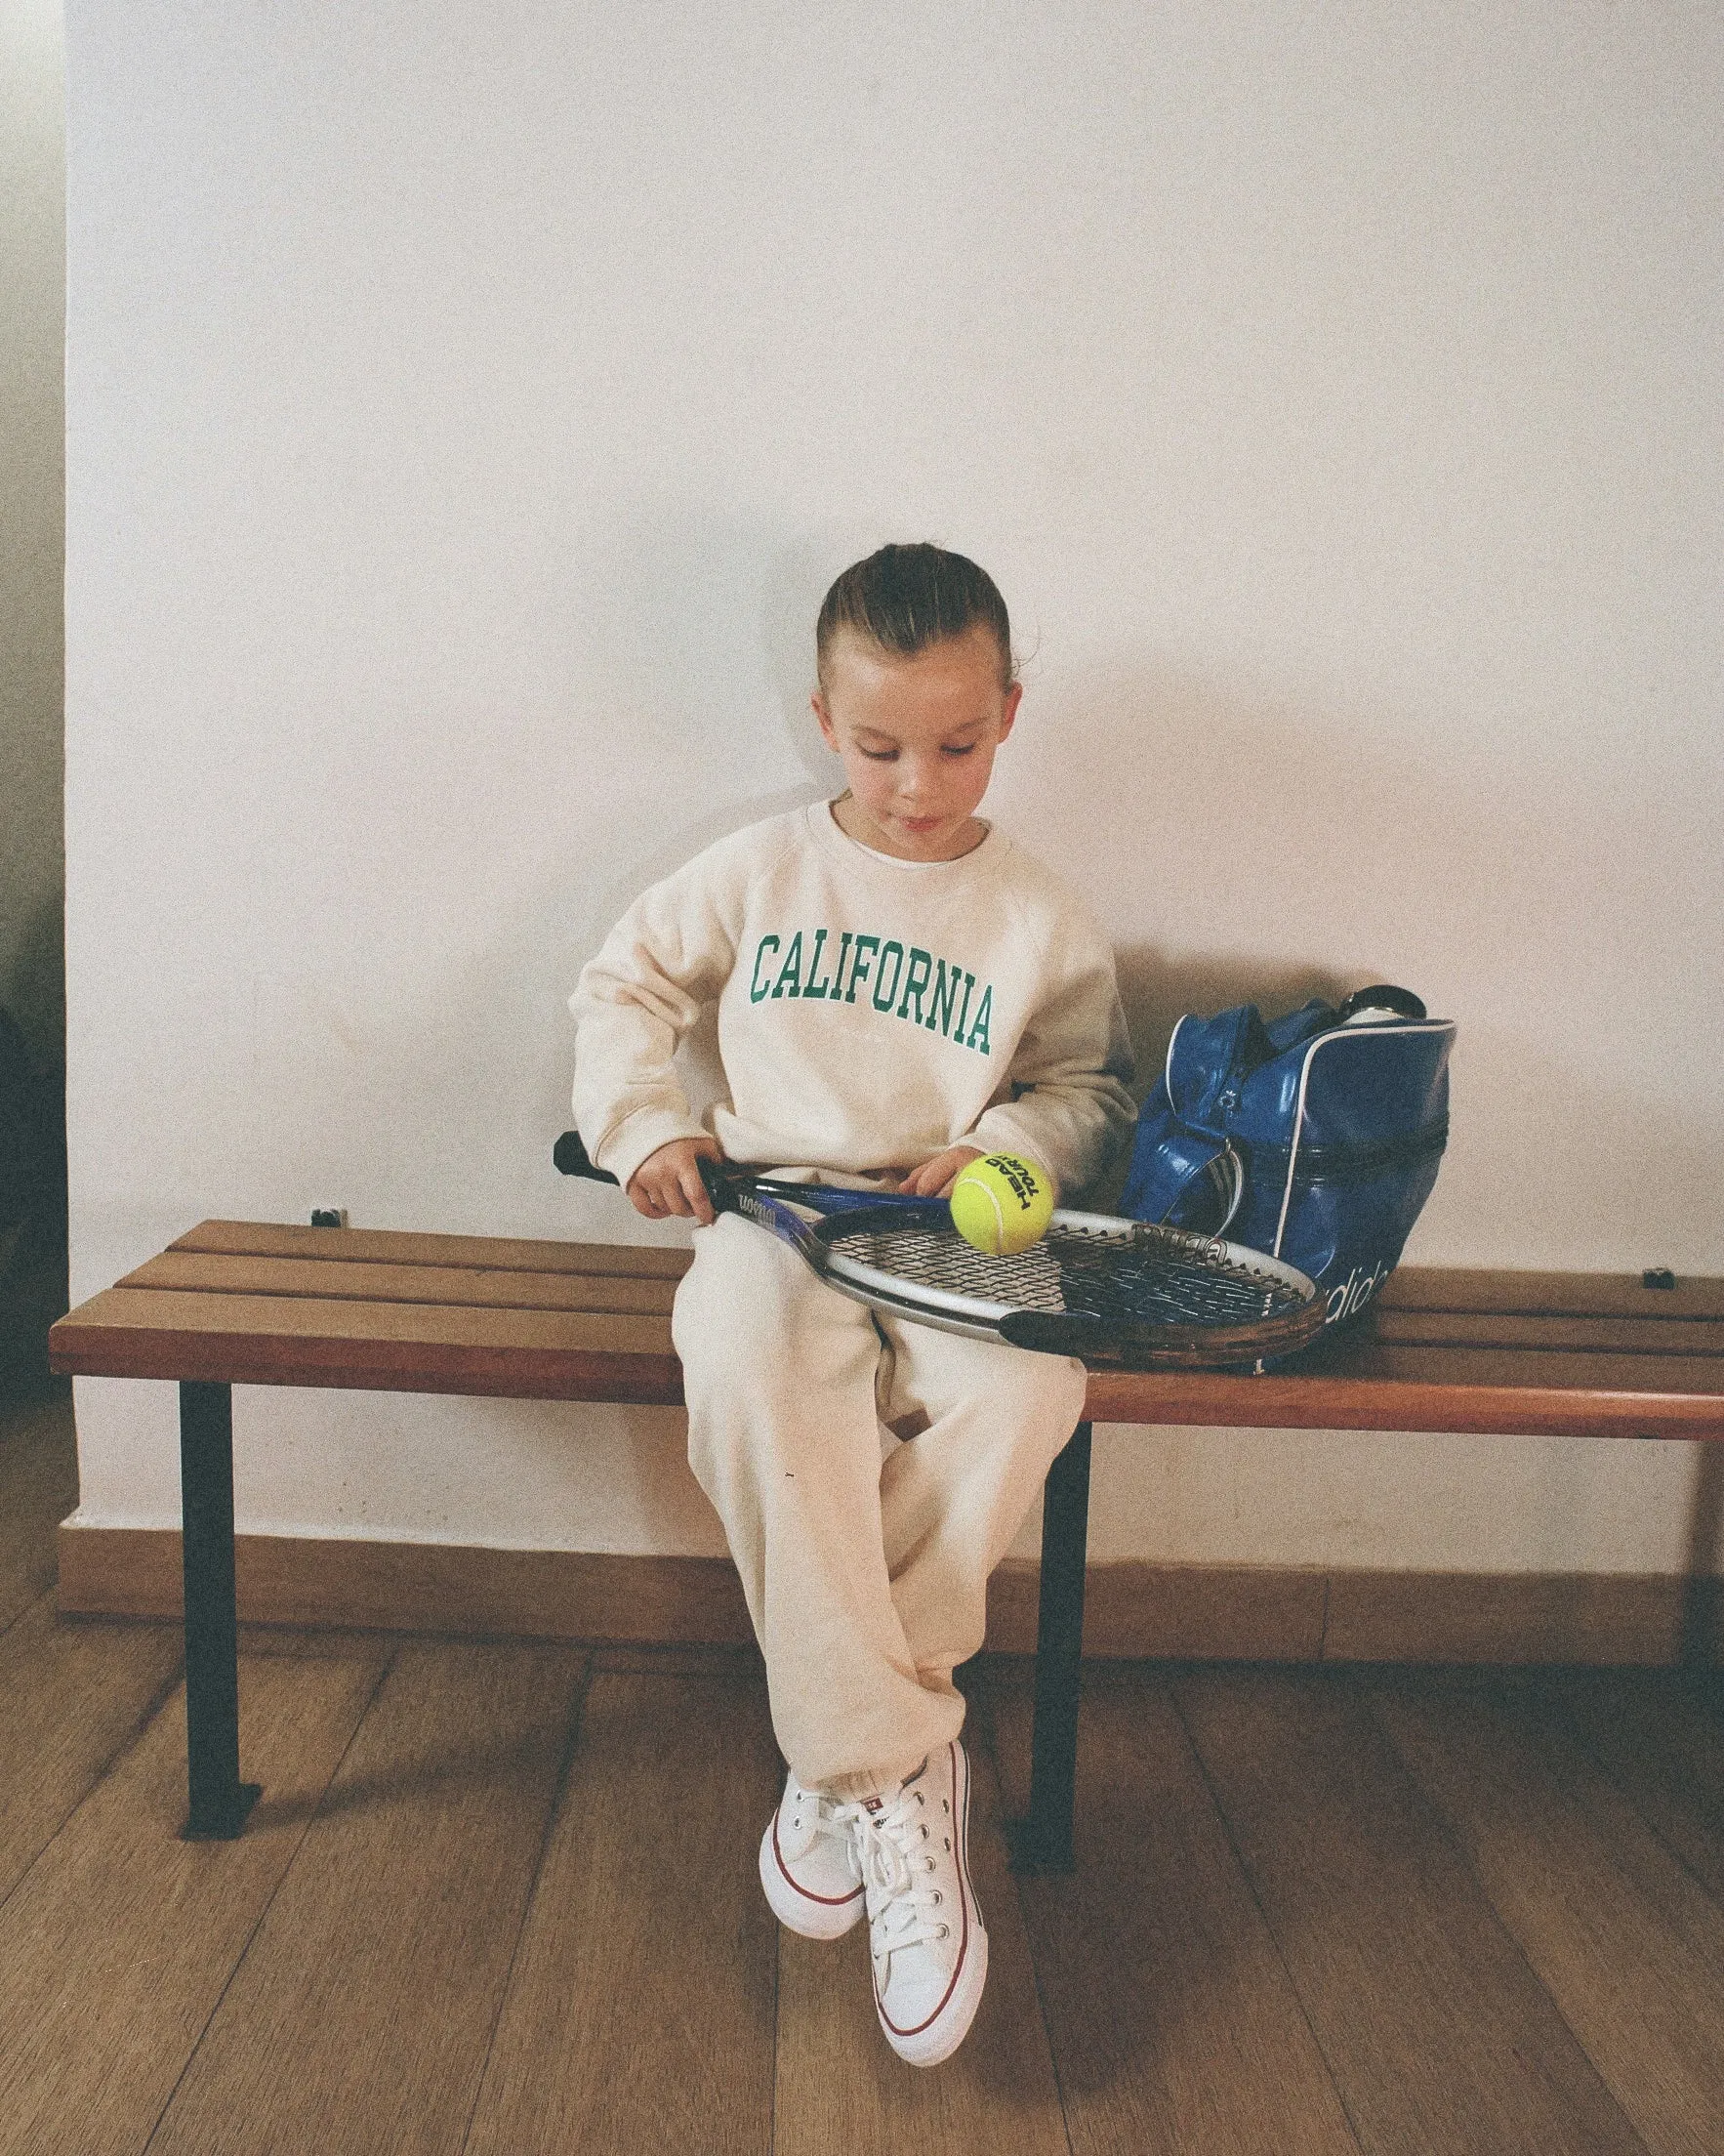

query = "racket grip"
[553,1131,618,1185]
[555,1130,734,1208]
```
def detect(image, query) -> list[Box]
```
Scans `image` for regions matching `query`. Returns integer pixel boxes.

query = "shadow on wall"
[992,652,1721,1268]
[999,655,1493,1011]
[3,889,66,1070]
[0,998,68,1389]
[1114,945,1350,1102]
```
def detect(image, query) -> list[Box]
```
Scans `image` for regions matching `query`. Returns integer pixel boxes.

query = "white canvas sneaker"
[759,1768,866,1938]
[843,1741,988,2068]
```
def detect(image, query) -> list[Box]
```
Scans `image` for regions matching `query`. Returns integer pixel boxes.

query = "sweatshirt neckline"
[808,799,1006,876]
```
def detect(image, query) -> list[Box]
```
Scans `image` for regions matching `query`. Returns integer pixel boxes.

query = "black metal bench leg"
[1007,1418,1091,1873]
[179,1381,261,1839]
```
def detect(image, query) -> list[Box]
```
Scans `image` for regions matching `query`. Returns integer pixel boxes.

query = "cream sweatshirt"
[570,802,1136,1199]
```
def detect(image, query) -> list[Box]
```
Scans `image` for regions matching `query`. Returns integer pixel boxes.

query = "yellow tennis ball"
[950,1152,1055,1257]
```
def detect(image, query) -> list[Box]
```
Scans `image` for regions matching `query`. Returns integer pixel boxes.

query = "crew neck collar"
[810,799,1003,872]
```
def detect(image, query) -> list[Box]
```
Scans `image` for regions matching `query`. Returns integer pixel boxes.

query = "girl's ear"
[812,690,841,754]
[996,682,1024,740]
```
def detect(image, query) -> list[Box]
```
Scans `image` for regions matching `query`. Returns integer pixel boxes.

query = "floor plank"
[0,1651,382,2156]
[986,1661,1361,2156]
[773,1722,1067,2155]
[0,1385,78,1631]
[464,1669,779,2156]
[1174,1667,1648,2156]
[145,1639,583,2156]
[1374,1673,1724,2156]
[588,1639,765,1678]
[234,1621,415,1660]
[1546,1670,1724,1903]
[0,1600,184,1902]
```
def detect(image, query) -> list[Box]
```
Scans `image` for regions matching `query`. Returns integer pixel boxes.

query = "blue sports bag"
[1119,985,1455,1333]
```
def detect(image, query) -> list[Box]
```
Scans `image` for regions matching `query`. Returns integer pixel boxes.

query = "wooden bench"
[49,1220,1724,1862]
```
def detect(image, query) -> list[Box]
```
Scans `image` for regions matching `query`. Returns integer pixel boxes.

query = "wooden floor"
[7,1390,1724,2155]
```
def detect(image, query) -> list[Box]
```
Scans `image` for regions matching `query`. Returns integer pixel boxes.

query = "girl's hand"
[628,1137,724,1224]
[897,1144,985,1201]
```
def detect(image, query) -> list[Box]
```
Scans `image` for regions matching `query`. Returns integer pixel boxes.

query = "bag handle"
[1337,984,1426,1023]
[1152,1139,1246,1235]
[1211,1143,1246,1233]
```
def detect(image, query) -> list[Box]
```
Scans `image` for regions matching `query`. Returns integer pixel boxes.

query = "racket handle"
[998,1309,1109,1358]
[554,1130,734,1209]
[553,1131,619,1185]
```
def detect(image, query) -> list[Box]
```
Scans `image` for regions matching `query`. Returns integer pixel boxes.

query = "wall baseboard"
[56,1525,758,1648]
[56,1523,1720,1667]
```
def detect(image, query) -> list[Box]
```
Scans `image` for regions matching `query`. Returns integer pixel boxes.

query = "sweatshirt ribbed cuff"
[965,1114,1082,1199]
[592,1110,713,1194]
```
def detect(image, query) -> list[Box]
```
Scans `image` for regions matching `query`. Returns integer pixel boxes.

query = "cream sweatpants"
[673,1213,1088,1798]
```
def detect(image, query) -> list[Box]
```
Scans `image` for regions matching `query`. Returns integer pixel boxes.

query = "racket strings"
[830,1223,1299,1328]
[838,1228,1068,1309]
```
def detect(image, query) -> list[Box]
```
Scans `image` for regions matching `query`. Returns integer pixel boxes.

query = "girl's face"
[813,625,1021,862]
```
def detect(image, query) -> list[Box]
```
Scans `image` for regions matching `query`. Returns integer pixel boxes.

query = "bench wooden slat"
[170,1219,692,1281]
[121,1251,680,1319]
[1084,1360,1724,1440]
[1364,1309,1724,1357]
[1304,1337,1724,1399]
[1376,1268,1724,1321]
[49,1288,683,1403]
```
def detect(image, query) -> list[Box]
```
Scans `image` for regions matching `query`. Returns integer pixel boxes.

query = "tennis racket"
[554,1133,1325,1369]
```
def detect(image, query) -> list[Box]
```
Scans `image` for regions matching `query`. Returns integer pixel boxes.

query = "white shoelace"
[787,1779,853,1847]
[835,1784,949,1957]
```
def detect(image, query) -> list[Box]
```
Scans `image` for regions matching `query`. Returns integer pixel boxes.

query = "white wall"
[1,0,65,1066]
[65,0,1723,1574]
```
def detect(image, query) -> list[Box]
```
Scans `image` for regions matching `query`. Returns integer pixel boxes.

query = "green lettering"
[802,928,835,1000]
[955,972,975,1038]
[846,934,880,1003]
[897,947,932,1023]
[750,936,781,1003]
[832,932,853,999]
[770,930,804,999]
[965,983,993,1056]
[925,959,961,1037]
[872,940,905,1013]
